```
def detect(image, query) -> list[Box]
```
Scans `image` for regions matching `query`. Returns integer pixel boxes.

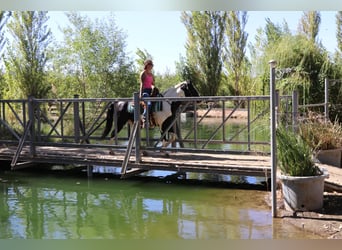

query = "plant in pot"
[299,112,342,168]
[276,125,329,212]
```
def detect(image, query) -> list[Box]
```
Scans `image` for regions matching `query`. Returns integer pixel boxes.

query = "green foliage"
[0,11,10,56]
[224,11,250,96]
[49,12,137,98]
[181,11,226,96]
[249,18,291,96]
[276,125,321,176]
[4,11,51,99]
[298,11,321,42]
[135,48,153,71]
[337,11,342,53]
[278,35,329,105]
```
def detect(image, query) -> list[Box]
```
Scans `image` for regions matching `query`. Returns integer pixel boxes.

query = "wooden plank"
[0,145,271,177]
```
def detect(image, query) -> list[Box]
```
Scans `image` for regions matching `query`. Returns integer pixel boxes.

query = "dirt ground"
[265,189,342,239]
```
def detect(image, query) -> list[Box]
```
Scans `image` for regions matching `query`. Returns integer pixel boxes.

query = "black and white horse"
[101,80,199,148]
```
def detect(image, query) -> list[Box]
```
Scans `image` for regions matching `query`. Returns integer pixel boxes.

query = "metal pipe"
[134,92,141,163]
[269,60,277,218]
[325,78,329,122]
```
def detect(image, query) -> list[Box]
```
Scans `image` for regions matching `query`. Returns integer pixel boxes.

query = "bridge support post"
[269,60,277,218]
[73,94,80,143]
[133,92,141,162]
[28,96,36,156]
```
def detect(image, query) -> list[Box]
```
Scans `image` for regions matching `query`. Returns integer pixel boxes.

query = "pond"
[0,118,321,239]
[0,168,321,239]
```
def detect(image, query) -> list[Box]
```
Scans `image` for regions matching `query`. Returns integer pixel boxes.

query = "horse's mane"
[162,81,186,96]
[173,81,186,89]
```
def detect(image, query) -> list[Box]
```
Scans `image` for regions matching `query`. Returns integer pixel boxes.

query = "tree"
[0,11,10,57]
[135,48,153,71]
[50,12,136,98]
[336,11,342,54]
[298,11,321,42]
[268,34,331,106]
[4,11,51,99]
[224,11,249,96]
[181,11,226,96]
[249,18,291,95]
[0,11,11,98]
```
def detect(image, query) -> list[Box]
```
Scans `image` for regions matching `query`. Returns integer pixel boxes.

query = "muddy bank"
[265,189,342,239]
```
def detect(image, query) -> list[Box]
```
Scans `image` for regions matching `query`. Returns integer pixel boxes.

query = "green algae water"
[0,169,321,239]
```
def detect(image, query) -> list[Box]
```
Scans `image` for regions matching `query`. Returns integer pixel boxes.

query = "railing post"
[247,98,251,151]
[28,95,36,156]
[269,60,277,218]
[325,78,329,122]
[73,94,80,143]
[292,90,298,132]
[275,90,279,127]
[134,92,141,162]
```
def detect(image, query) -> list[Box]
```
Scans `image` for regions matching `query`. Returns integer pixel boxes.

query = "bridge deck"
[0,145,271,178]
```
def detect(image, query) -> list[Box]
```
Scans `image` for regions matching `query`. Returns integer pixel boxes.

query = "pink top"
[143,73,154,89]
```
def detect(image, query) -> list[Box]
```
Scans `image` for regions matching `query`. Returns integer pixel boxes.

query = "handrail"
[0,94,300,155]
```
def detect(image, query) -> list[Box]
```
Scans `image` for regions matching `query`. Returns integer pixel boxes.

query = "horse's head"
[176,80,200,97]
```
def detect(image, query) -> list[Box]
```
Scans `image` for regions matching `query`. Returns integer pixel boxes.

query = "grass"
[276,125,322,176]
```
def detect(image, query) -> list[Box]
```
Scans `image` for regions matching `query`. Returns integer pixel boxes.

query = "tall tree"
[0,11,10,57]
[224,11,249,96]
[336,11,342,54]
[298,11,321,42]
[51,12,136,98]
[181,11,226,96]
[4,11,51,99]
[0,11,11,98]
[135,48,153,71]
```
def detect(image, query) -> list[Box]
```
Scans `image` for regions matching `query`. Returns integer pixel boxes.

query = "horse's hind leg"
[107,116,128,155]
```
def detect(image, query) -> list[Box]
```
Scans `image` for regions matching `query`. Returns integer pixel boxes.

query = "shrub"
[299,112,342,151]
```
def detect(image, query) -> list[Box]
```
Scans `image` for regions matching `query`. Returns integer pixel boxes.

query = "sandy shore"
[196,108,248,119]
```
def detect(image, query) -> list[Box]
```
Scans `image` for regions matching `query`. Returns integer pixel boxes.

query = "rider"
[139,59,156,128]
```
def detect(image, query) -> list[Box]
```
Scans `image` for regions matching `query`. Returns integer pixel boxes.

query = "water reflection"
[0,170,319,239]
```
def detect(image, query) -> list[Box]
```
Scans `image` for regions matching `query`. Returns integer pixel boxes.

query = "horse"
[101,80,200,149]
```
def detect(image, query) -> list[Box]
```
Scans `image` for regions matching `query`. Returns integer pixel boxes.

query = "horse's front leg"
[108,136,115,155]
[161,132,176,149]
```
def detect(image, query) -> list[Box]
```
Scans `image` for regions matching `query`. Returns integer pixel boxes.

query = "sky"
[47,11,338,74]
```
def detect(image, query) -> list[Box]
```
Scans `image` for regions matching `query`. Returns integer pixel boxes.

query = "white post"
[269,60,277,218]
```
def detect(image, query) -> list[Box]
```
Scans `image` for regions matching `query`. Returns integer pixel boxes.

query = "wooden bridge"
[0,94,299,180]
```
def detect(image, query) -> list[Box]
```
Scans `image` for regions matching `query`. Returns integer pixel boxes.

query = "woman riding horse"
[101,80,199,148]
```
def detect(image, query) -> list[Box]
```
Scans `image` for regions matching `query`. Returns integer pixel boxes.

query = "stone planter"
[316,148,342,168]
[279,169,329,211]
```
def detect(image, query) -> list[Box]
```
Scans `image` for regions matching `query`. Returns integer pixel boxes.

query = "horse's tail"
[101,103,114,139]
